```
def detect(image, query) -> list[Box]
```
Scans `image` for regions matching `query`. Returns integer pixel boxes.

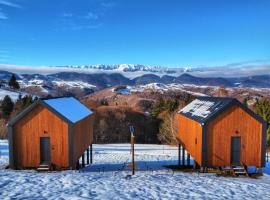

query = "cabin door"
[230,137,241,165]
[40,137,51,164]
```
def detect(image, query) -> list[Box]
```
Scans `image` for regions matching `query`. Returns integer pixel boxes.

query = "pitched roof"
[43,97,93,123]
[179,97,247,124]
[8,97,93,126]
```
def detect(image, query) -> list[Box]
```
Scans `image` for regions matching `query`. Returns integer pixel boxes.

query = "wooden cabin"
[177,97,267,168]
[8,97,94,170]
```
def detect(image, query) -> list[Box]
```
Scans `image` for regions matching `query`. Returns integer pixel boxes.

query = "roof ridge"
[196,96,236,101]
[40,95,75,101]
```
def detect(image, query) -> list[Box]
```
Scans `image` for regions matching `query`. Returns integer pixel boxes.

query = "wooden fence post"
[131,135,135,175]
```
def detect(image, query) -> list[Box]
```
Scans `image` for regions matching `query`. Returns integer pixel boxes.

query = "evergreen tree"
[152,97,165,117]
[15,95,35,111]
[167,99,179,113]
[254,97,270,146]
[8,74,20,90]
[1,95,14,118]
[254,98,270,121]
[100,98,109,106]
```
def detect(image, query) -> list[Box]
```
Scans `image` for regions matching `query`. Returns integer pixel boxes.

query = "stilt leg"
[178,144,181,167]
[193,161,199,170]
[87,148,90,165]
[76,160,80,170]
[82,153,85,168]
[90,144,93,164]
[187,153,190,166]
[182,147,186,166]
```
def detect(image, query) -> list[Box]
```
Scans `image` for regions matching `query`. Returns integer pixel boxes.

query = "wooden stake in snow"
[129,126,135,175]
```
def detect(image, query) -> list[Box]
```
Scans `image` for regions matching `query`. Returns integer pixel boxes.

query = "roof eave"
[7,100,41,127]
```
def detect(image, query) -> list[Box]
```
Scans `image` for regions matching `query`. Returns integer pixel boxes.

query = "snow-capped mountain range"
[1,62,269,78]
[0,62,270,99]
[57,64,164,73]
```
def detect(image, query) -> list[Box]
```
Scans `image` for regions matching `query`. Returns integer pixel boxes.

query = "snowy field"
[1,140,270,199]
[0,89,28,102]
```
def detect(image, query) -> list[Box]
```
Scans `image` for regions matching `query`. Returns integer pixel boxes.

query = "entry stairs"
[221,166,248,177]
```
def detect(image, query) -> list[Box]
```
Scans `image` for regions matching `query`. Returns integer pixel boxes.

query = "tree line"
[254,98,270,146]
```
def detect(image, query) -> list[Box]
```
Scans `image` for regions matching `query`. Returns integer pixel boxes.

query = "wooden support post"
[131,135,135,175]
[193,161,199,170]
[76,160,80,170]
[187,153,190,166]
[178,144,181,167]
[87,148,89,165]
[182,147,186,166]
[82,153,85,168]
[90,144,93,164]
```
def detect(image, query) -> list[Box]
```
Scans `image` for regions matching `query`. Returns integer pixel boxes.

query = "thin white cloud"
[87,23,102,29]
[0,0,22,9]
[0,0,22,8]
[62,12,73,18]
[0,0,22,21]
[101,2,114,9]
[85,12,98,20]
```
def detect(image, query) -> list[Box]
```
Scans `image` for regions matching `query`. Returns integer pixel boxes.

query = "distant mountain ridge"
[0,70,270,98]
[54,64,175,73]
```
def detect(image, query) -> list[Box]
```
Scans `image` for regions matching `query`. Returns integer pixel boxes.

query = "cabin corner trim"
[261,121,267,167]
[201,123,208,167]
[7,125,14,169]
[68,123,74,169]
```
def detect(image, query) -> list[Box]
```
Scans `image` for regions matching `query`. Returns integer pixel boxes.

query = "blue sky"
[0,0,269,67]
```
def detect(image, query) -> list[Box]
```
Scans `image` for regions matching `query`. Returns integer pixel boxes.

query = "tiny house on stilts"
[8,97,94,170]
[177,97,267,173]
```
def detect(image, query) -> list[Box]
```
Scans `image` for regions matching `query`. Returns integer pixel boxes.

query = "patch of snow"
[1,141,270,199]
[130,83,207,96]
[18,80,49,93]
[52,81,96,89]
[0,89,28,102]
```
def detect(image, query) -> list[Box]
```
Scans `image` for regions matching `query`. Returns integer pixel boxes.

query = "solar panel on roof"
[179,97,234,123]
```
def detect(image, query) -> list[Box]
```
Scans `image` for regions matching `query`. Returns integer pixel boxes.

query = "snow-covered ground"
[130,83,208,96]
[1,140,270,199]
[0,89,28,102]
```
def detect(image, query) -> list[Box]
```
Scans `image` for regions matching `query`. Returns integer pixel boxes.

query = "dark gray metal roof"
[178,97,264,124]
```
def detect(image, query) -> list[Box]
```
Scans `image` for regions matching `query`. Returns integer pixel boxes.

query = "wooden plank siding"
[13,105,69,169]
[206,105,262,167]
[72,114,94,168]
[177,114,203,166]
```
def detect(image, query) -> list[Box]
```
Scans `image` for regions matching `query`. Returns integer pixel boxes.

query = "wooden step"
[233,167,245,170]
[232,167,248,177]
[37,164,50,172]
[234,170,246,174]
